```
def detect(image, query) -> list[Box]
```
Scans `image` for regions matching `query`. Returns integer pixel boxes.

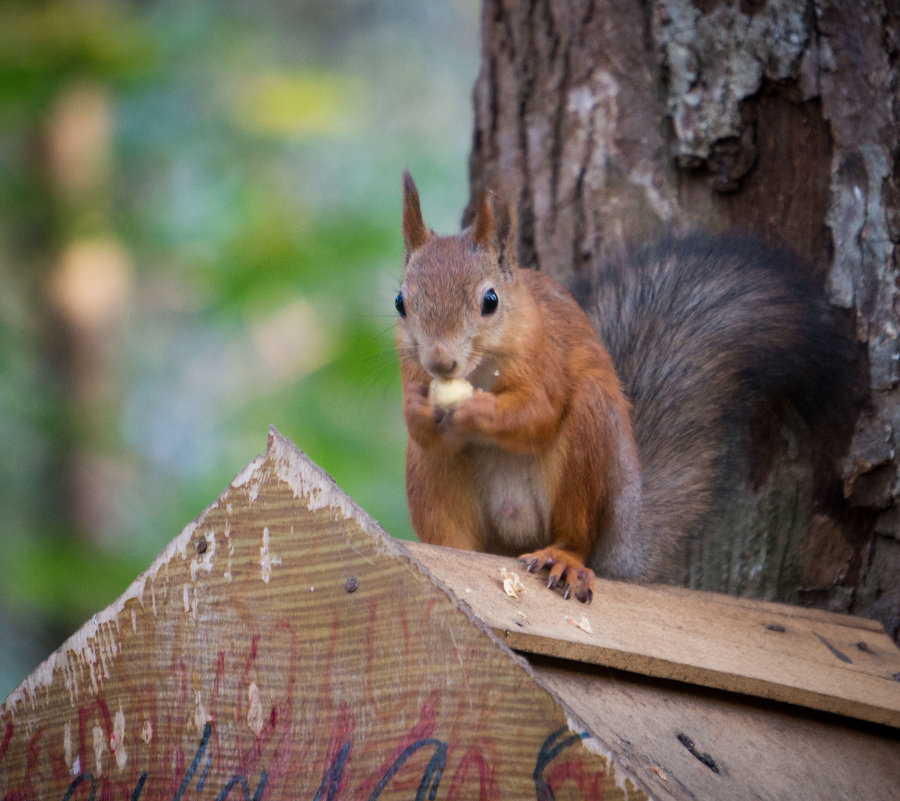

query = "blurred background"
[0,0,479,700]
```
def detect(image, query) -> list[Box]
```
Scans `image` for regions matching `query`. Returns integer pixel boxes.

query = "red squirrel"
[396,171,853,602]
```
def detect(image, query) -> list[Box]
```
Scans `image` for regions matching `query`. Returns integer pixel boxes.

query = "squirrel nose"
[426,345,459,379]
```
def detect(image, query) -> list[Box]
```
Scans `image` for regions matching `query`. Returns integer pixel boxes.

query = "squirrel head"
[396,171,517,386]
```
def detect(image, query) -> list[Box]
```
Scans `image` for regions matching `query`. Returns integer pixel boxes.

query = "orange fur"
[397,172,640,602]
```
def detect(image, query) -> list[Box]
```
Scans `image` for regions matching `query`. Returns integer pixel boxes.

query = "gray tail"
[583,233,858,579]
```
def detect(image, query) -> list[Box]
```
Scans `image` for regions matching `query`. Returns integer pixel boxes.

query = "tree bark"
[467,0,899,636]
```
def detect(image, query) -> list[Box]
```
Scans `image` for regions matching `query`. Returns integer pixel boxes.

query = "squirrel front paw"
[519,547,595,603]
[452,389,498,435]
[403,382,470,450]
[403,383,443,440]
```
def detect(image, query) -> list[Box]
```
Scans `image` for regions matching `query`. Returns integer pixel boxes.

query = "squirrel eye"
[481,287,499,316]
[395,292,406,318]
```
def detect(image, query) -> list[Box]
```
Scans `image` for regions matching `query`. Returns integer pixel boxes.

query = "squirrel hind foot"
[519,547,595,603]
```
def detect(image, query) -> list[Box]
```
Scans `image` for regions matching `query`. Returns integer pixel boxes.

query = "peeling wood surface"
[0,428,642,801]
[404,542,900,728]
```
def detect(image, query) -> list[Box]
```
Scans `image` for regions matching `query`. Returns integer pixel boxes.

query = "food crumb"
[500,568,526,599]
[566,615,593,634]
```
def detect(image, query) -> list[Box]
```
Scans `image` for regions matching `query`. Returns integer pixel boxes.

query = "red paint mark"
[76,707,89,777]
[1,789,32,801]
[236,626,305,784]
[133,683,160,786]
[170,744,185,800]
[245,634,261,669]
[210,649,227,716]
[359,690,441,797]
[76,698,115,781]
[0,721,13,769]
[266,620,304,793]
[399,604,410,653]
[446,744,500,800]
[0,723,33,801]
[325,702,355,768]
[234,633,262,764]
[546,759,605,800]
[25,728,46,784]
[413,691,439,741]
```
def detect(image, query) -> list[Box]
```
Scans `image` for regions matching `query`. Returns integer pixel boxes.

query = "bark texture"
[467,0,899,636]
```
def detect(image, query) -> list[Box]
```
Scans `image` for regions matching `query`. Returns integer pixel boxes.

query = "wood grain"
[0,428,640,801]
[404,542,900,728]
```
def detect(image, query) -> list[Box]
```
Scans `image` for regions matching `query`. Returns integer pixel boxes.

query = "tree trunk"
[466,0,899,636]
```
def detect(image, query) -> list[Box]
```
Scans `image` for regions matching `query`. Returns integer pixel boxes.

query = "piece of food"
[429,377,475,410]
[500,567,526,599]
[566,615,593,634]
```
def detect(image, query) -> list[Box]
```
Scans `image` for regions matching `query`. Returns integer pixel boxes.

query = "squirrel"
[395,171,854,602]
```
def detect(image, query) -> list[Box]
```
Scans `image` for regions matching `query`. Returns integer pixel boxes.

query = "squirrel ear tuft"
[402,170,430,261]
[473,189,516,272]
[472,191,495,248]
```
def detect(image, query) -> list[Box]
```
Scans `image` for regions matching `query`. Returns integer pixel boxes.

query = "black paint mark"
[677,733,720,774]
[813,631,852,664]
[856,641,870,653]
[345,576,359,594]
[166,722,268,801]
[198,741,212,791]
[130,772,148,801]
[366,738,448,801]
[62,773,97,801]
[197,538,208,554]
[764,623,785,632]
[533,727,590,800]
[173,721,213,801]
[313,741,351,801]
[214,771,269,801]
[314,737,447,801]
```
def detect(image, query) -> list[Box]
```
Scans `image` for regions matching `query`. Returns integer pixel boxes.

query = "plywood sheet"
[404,542,900,728]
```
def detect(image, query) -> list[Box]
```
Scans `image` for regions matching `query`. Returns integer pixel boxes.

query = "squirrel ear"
[402,170,430,261]
[472,191,495,247]
[473,189,516,272]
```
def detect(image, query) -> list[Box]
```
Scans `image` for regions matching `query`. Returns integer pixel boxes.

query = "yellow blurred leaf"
[230,70,362,137]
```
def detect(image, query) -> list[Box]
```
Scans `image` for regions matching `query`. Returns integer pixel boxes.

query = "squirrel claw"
[519,547,596,603]
[575,585,593,604]
[521,556,540,573]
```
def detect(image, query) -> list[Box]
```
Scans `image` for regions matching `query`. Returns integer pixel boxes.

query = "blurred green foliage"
[0,0,479,698]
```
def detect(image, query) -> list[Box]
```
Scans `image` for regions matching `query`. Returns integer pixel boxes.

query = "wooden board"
[0,428,642,801]
[532,659,900,801]
[404,542,900,728]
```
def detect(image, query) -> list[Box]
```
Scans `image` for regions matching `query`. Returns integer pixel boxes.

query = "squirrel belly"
[473,448,552,552]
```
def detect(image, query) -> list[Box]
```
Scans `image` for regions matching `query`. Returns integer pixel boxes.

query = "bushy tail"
[585,233,857,580]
